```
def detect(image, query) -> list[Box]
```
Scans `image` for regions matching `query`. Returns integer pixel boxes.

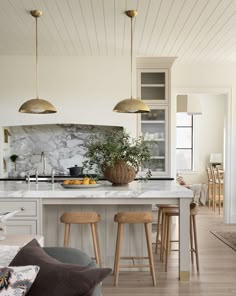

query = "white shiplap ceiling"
[1,0,236,64]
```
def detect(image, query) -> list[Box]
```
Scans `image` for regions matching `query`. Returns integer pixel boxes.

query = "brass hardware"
[125,10,138,18]
[113,10,150,113]
[30,10,43,18]
[19,10,57,114]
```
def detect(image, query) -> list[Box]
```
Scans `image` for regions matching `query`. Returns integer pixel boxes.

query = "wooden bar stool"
[161,203,199,273]
[159,207,179,263]
[155,204,179,255]
[60,212,102,267]
[113,212,156,287]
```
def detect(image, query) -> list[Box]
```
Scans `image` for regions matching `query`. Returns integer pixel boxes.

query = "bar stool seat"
[60,212,102,267]
[113,211,156,287]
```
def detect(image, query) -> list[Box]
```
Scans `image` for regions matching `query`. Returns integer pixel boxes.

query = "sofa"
[0,239,111,296]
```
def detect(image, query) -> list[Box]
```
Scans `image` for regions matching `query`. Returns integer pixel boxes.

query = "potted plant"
[82,129,151,185]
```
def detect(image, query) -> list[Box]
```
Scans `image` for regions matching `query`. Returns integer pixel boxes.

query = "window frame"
[176,114,194,171]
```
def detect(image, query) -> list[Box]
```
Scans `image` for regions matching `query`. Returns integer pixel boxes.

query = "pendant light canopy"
[113,10,150,113]
[19,10,57,114]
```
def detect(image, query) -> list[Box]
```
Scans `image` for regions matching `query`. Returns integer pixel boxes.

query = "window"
[176,113,193,170]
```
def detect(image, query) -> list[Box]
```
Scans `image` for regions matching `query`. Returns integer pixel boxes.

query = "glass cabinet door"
[137,69,168,103]
[139,106,168,176]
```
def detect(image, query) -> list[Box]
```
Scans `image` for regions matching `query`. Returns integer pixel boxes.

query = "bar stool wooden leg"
[95,223,102,266]
[113,223,122,276]
[91,223,102,267]
[114,223,124,287]
[155,207,162,254]
[208,185,211,208]
[192,215,199,273]
[64,224,70,247]
[165,215,170,272]
[213,184,216,212]
[190,216,194,265]
[160,211,166,262]
[218,185,221,214]
[144,223,156,286]
[219,184,223,215]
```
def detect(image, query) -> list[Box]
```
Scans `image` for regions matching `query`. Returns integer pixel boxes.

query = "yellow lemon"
[89,180,96,184]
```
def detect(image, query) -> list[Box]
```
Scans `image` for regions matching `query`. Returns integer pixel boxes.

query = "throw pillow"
[0,246,21,266]
[10,239,111,296]
[0,265,40,296]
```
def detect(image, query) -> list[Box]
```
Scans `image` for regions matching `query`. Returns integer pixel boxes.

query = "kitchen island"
[0,180,193,280]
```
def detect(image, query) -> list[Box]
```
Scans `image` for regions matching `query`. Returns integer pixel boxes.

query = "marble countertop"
[0,180,193,200]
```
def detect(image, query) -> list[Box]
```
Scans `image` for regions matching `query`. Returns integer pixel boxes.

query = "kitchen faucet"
[51,168,55,184]
[35,168,38,184]
[41,152,46,175]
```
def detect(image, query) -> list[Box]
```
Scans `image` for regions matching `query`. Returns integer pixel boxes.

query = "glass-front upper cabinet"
[137,69,168,103]
[136,57,175,178]
[138,106,169,176]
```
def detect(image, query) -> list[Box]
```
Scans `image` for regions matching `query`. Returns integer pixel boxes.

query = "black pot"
[68,165,83,176]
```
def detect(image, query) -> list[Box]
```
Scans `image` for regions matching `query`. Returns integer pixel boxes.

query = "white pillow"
[0,265,40,295]
[0,246,21,266]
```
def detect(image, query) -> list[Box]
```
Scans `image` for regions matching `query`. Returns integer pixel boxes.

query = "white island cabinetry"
[0,180,192,281]
[0,199,40,235]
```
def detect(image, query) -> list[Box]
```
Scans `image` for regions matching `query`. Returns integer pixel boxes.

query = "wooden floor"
[102,207,236,296]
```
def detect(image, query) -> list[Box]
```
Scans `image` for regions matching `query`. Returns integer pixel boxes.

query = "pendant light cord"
[35,16,39,99]
[130,16,133,99]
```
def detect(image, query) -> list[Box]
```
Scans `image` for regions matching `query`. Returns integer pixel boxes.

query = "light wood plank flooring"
[102,207,236,296]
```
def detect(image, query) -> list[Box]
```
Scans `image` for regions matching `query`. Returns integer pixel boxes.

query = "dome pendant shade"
[19,10,57,114]
[113,10,150,114]
[113,98,150,113]
[19,98,57,114]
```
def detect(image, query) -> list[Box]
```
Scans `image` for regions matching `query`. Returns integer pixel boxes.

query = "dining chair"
[206,165,214,209]
[213,167,224,214]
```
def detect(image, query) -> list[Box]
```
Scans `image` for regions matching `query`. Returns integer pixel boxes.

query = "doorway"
[172,88,232,223]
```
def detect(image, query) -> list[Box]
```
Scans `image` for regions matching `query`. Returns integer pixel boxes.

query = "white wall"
[0,56,137,136]
[0,56,236,222]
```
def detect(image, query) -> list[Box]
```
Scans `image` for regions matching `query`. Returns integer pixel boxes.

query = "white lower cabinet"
[4,220,37,235]
[0,199,39,235]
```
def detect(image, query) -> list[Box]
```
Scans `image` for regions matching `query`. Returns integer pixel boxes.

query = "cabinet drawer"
[5,220,37,235]
[0,201,37,217]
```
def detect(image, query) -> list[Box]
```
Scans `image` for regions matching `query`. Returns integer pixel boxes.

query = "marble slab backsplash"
[7,124,121,177]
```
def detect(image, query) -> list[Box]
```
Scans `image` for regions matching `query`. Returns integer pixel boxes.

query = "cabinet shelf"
[144,139,165,142]
[150,156,165,159]
[142,120,165,124]
[141,84,165,87]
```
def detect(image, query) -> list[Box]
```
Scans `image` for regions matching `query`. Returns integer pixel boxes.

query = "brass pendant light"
[113,10,150,113]
[19,10,57,114]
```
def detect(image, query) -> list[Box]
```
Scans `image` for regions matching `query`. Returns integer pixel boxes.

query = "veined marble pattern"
[0,180,193,199]
[8,124,121,177]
